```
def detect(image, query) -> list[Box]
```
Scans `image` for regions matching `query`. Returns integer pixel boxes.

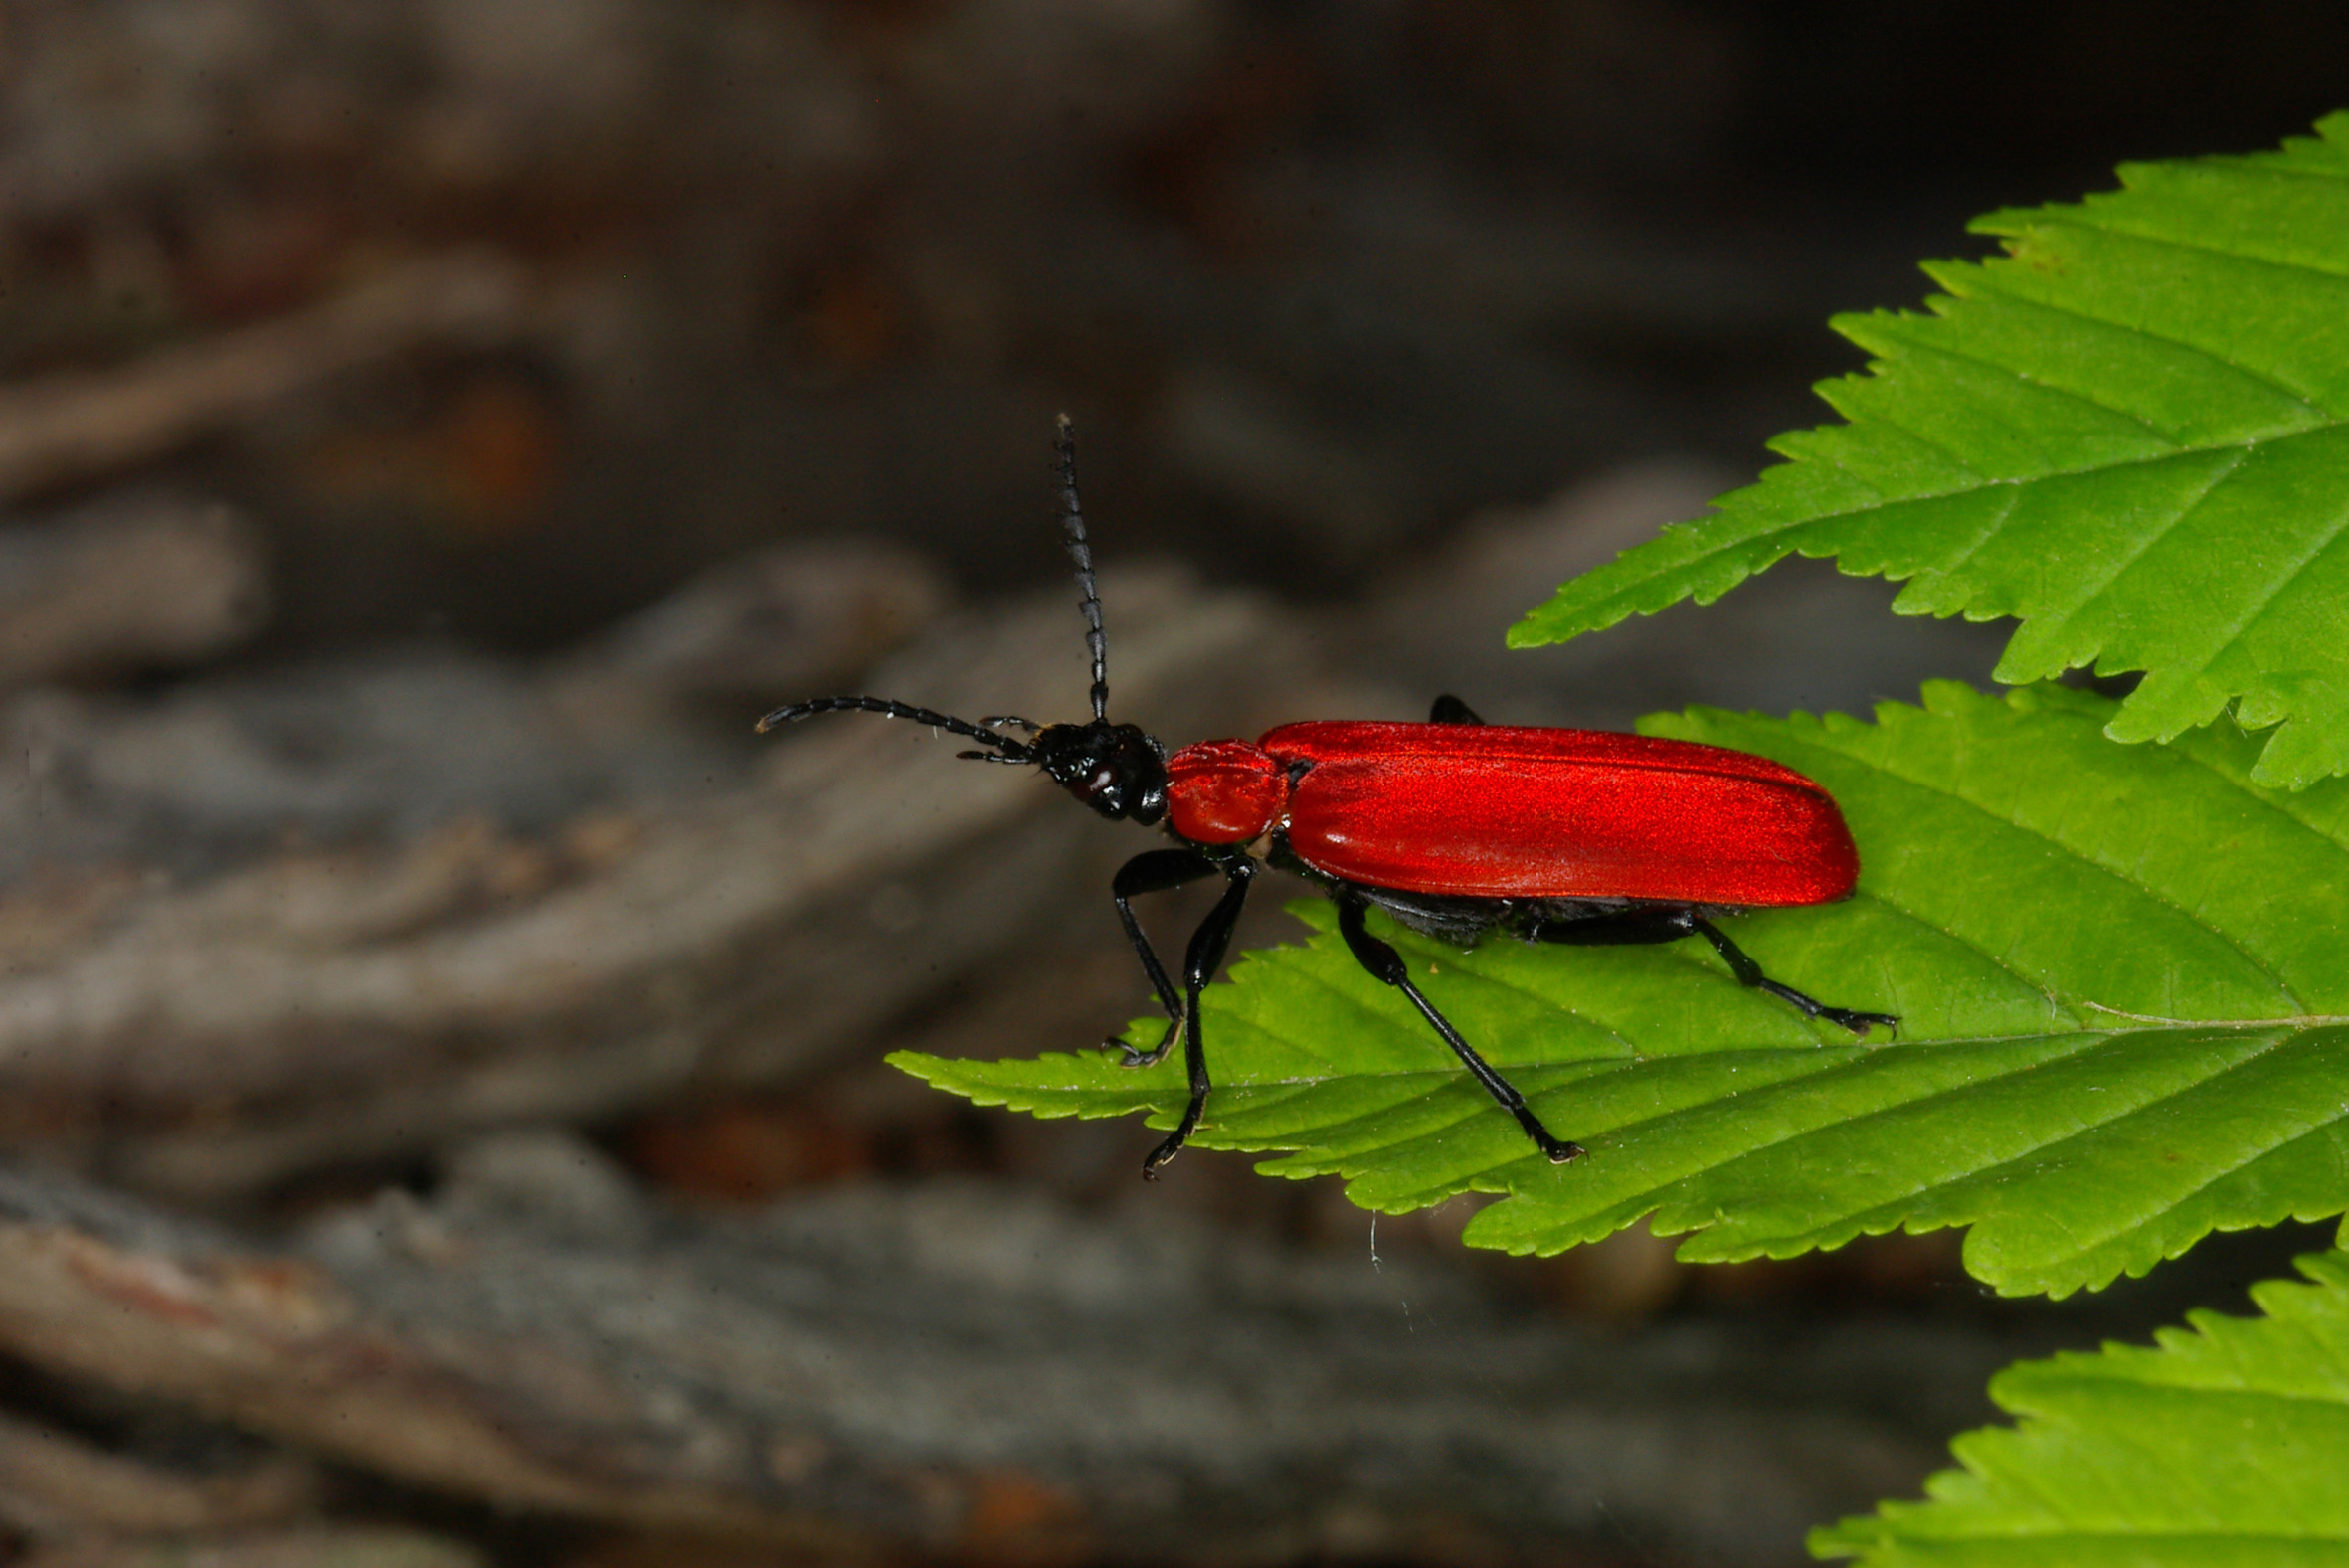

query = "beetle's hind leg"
[1336,896,1581,1164]
[1522,905,1896,1036]
[1689,917,1897,1035]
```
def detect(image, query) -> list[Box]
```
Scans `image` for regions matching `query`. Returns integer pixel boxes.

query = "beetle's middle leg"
[1337,895,1582,1164]
[1523,906,1897,1036]
[1428,694,1485,724]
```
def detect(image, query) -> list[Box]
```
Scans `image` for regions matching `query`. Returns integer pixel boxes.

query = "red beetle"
[762,421,1894,1176]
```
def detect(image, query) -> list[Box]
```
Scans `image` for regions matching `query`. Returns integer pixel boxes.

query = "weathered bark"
[0,253,529,504]
[0,1147,2003,1565]
[0,493,268,693]
[0,1409,317,1537]
[0,563,1294,1202]
[16,1529,485,1568]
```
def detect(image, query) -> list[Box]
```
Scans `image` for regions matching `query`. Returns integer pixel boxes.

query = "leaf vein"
[1904,477,2028,589]
[2151,488,2349,699]
[1732,440,2286,558]
[1885,333,2188,444]
[2160,716,2349,857]
[1840,752,2308,1009]
[2047,208,2349,287]
[1739,1031,2124,1153]
[1804,1029,2307,1250]
[1953,269,2337,418]
[2085,1066,2349,1246]
[1842,408,1992,479]
[2006,442,2249,663]
[1841,886,2072,1011]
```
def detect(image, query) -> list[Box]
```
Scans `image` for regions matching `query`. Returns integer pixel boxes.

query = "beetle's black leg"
[1690,917,1897,1035]
[1142,858,1255,1178]
[1522,906,1897,1035]
[1428,694,1485,725]
[1109,847,1221,1067]
[1336,896,1581,1163]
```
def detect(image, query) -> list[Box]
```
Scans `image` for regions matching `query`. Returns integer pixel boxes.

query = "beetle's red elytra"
[1171,721,1859,905]
[760,421,1895,1177]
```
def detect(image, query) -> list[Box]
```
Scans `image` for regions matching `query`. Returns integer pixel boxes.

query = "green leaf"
[1508,113,2349,789]
[896,684,2349,1297]
[1814,1248,2349,1566]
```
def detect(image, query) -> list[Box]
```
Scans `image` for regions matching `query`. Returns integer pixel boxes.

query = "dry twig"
[0,565,1289,1200]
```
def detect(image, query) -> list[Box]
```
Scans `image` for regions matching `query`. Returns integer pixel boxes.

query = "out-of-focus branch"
[0,563,1294,1201]
[0,252,528,503]
[0,493,268,693]
[16,1528,485,1568]
[0,1147,1993,1563]
[0,1410,317,1538]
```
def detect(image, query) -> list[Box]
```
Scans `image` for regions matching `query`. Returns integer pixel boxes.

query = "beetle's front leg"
[1142,857,1255,1179]
[1108,847,1221,1067]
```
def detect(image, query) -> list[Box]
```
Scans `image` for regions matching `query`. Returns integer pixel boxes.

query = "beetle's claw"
[1110,1035,1167,1068]
[1826,1007,1899,1036]
[1112,1014,1181,1068]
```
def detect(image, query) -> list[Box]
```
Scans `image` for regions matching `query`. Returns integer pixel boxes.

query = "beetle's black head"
[1032,719,1168,824]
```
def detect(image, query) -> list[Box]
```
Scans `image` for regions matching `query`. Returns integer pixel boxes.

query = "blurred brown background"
[0,3,2341,1565]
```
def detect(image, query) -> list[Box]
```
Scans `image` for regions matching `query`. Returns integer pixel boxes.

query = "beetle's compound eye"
[1082,766,1123,813]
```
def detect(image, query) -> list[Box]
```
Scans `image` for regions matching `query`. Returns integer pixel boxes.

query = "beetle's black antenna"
[756,696,1035,761]
[1056,414,1110,723]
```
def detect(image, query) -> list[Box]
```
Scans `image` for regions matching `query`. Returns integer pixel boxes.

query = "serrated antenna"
[1056,414,1109,722]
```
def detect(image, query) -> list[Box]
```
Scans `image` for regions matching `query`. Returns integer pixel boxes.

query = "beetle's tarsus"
[1690,917,1894,1038]
[1113,1013,1180,1068]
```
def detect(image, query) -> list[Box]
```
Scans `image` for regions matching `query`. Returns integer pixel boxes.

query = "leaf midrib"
[1171,1014,2349,1097]
[1542,438,2273,620]
[1541,408,2349,641]
[1993,444,2247,655]
[1874,330,2187,446]
[2035,195,2349,284]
